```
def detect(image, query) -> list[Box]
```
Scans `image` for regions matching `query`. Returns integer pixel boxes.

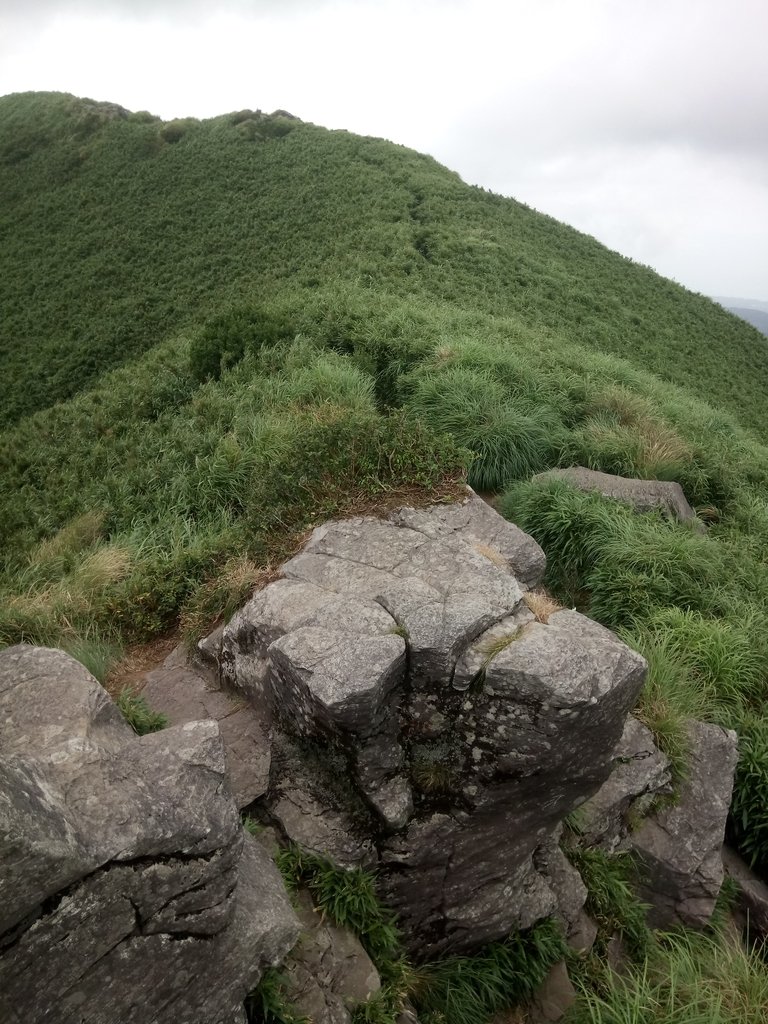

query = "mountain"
[725,306,768,336]
[2,91,768,436]
[3,88,768,1020]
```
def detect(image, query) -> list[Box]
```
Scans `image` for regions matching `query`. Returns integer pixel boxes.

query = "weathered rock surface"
[533,467,700,526]
[283,889,381,1024]
[722,845,768,938]
[576,715,672,850]
[141,645,271,808]
[528,960,577,1022]
[389,487,546,588]
[0,645,299,1024]
[208,495,648,955]
[630,720,738,928]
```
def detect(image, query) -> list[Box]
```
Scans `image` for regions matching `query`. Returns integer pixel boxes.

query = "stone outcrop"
[532,467,700,526]
[630,720,738,928]
[141,644,271,808]
[575,715,672,850]
[0,645,299,1024]
[722,845,768,939]
[207,492,648,955]
[282,889,381,1024]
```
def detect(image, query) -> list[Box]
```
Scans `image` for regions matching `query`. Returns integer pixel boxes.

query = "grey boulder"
[0,645,299,1024]
[533,467,700,526]
[630,720,738,928]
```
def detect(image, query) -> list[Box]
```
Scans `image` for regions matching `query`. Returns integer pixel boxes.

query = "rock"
[268,737,378,869]
[0,645,299,1024]
[534,832,588,941]
[389,487,546,589]
[283,889,380,1024]
[533,467,700,526]
[212,502,648,955]
[193,621,225,684]
[269,627,406,740]
[282,516,523,691]
[141,647,272,808]
[528,961,577,1022]
[722,845,768,938]
[630,720,738,928]
[565,911,599,954]
[576,716,672,850]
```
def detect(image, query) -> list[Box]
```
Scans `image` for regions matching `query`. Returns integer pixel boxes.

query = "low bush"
[189,305,295,382]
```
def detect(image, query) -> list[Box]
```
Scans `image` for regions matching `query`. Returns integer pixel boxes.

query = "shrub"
[188,306,295,382]
[406,367,562,491]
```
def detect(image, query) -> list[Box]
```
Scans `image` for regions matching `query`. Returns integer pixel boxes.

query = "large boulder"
[630,720,738,928]
[532,467,699,525]
[209,495,647,955]
[0,645,299,1024]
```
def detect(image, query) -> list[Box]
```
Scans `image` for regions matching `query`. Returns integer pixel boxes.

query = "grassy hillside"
[2,91,767,433]
[3,91,768,1021]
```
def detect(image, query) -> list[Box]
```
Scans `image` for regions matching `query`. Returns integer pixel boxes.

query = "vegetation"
[3,89,768,1020]
[268,843,564,1024]
[115,689,167,735]
[568,925,768,1024]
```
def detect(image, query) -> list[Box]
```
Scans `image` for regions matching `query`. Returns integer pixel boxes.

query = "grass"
[565,847,652,962]
[274,841,565,1024]
[115,689,168,735]
[568,929,768,1024]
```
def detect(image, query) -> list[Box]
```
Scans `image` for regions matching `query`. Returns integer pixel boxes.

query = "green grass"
[567,929,768,1024]
[413,919,565,1024]
[4,88,768,934]
[115,690,168,735]
[274,842,565,1024]
[565,848,652,962]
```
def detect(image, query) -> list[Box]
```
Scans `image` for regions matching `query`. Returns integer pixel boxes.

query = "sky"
[1,0,766,299]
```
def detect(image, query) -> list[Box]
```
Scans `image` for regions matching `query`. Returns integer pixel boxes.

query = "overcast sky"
[1,0,766,298]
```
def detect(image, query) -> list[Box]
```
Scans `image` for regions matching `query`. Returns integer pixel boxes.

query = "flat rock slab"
[141,648,271,809]
[533,467,700,525]
[389,488,546,589]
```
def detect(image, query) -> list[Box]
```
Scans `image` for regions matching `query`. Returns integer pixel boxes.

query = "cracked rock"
[630,719,738,928]
[0,645,299,1024]
[212,501,649,955]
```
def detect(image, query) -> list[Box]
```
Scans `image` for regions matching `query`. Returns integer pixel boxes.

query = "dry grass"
[74,545,131,594]
[30,509,106,567]
[472,541,508,568]
[104,632,179,698]
[479,631,521,661]
[523,589,563,623]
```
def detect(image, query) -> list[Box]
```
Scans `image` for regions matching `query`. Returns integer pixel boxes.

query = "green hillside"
[2,91,767,431]
[3,91,768,1019]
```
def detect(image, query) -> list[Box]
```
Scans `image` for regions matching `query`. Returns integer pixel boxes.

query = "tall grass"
[569,929,768,1024]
